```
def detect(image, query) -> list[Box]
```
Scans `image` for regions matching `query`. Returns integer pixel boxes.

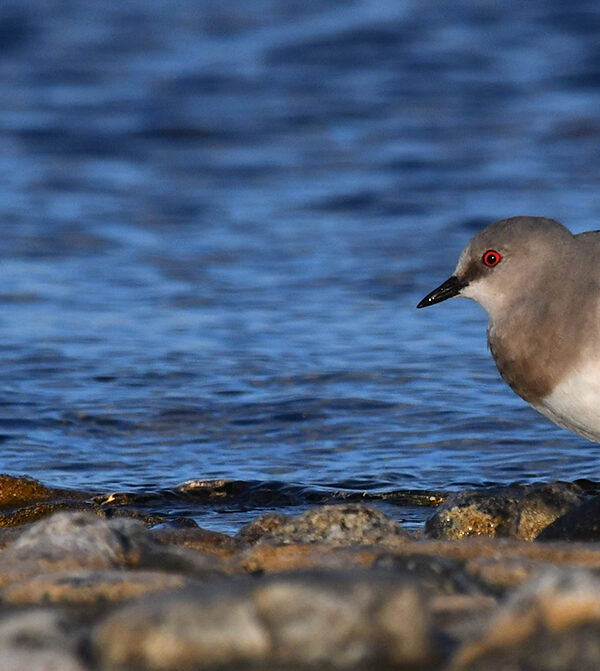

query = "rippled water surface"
[1,0,600,532]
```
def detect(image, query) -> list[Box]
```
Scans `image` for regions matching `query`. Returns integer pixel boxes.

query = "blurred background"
[0,0,599,531]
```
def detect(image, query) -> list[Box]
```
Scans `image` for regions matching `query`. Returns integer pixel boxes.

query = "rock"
[536,494,600,541]
[425,483,584,541]
[453,569,600,670]
[93,582,270,670]
[373,553,488,597]
[465,555,551,591]
[152,526,239,558]
[241,543,379,574]
[0,474,89,510]
[0,500,104,528]
[245,504,411,547]
[252,571,437,667]
[0,512,225,587]
[2,512,149,567]
[0,608,89,671]
[93,571,440,669]
[235,512,290,545]
[0,569,191,605]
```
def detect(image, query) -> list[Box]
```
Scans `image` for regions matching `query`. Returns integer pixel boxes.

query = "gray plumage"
[418,216,600,442]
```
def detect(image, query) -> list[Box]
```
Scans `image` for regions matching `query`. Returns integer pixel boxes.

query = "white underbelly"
[534,364,600,442]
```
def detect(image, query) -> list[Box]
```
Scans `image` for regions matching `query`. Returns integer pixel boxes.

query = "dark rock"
[152,526,239,558]
[425,483,584,541]
[453,569,600,670]
[246,504,411,547]
[536,494,600,541]
[0,500,104,528]
[93,571,439,669]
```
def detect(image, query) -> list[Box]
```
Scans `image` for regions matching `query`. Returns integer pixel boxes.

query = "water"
[1,0,600,533]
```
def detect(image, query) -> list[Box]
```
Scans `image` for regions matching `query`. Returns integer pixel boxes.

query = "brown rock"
[0,474,90,510]
[240,543,378,574]
[425,483,584,541]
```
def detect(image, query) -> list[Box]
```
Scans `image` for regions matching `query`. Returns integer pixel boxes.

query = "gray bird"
[417,216,600,442]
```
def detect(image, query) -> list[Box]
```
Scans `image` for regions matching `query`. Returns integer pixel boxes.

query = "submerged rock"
[425,483,584,541]
[239,503,411,547]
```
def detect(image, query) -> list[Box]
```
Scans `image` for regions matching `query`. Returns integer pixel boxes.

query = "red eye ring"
[482,250,501,267]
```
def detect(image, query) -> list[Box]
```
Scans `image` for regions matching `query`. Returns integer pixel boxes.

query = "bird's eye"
[482,250,501,267]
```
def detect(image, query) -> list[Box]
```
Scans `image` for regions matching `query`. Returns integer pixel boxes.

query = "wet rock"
[245,503,411,547]
[0,608,89,671]
[152,526,239,558]
[453,569,600,670]
[0,569,190,605]
[536,494,600,541]
[425,483,584,541]
[94,571,439,669]
[0,499,104,528]
[0,474,90,510]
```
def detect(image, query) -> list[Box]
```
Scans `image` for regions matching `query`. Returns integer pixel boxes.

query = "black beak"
[417,275,464,309]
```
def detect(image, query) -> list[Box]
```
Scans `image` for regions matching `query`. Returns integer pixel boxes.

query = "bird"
[417,215,600,443]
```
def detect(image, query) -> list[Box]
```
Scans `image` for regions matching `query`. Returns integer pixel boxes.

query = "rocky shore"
[1,475,600,669]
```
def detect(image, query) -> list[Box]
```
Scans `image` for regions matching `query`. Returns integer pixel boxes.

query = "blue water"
[1,0,600,532]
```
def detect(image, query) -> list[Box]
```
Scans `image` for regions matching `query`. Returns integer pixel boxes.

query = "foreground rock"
[453,569,600,670]
[425,483,585,541]
[93,572,438,670]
